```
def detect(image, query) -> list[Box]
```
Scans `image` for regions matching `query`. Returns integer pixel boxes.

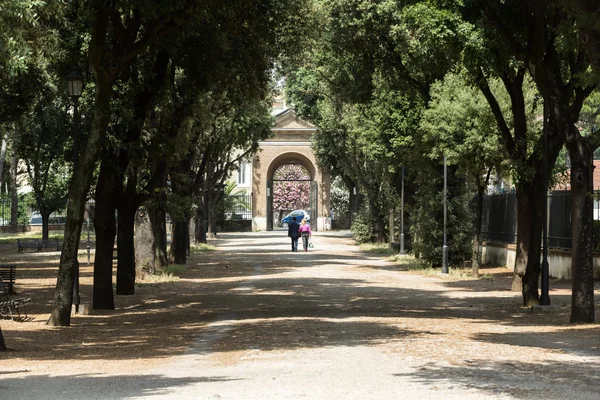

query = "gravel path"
[2,230,600,399]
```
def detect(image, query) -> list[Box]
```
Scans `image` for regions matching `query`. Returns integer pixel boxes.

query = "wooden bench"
[0,276,30,321]
[41,238,62,251]
[17,239,42,252]
[0,264,16,294]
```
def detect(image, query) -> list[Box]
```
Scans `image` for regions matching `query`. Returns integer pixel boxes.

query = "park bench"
[0,264,17,294]
[41,238,62,251]
[17,238,42,252]
[0,276,31,321]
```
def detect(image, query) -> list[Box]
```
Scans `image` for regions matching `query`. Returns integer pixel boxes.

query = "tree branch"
[475,68,516,156]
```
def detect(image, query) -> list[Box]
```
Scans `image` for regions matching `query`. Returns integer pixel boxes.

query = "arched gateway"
[252,109,330,231]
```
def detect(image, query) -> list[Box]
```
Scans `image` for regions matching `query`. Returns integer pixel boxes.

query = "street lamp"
[399,164,406,255]
[442,155,449,274]
[540,100,550,305]
[67,70,84,311]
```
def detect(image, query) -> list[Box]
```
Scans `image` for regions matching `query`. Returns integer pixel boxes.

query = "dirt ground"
[0,231,599,399]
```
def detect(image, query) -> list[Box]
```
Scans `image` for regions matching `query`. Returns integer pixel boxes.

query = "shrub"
[351,211,375,244]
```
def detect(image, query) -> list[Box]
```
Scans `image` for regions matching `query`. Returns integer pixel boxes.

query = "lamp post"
[540,100,550,305]
[442,155,449,274]
[67,71,84,311]
[399,164,406,254]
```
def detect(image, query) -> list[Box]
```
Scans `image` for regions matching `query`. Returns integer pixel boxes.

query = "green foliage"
[330,176,349,218]
[0,1,65,77]
[16,77,70,218]
[351,210,375,244]
[421,72,507,169]
[219,182,251,218]
[411,162,473,267]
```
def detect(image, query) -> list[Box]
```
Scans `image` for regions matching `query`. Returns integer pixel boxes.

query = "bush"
[351,211,375,244]
[411,162,473,267]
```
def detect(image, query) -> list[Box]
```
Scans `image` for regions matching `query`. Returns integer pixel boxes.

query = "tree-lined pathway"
[2,231,600,399]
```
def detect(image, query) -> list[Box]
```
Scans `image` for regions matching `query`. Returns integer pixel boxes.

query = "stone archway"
[252,109,330,231]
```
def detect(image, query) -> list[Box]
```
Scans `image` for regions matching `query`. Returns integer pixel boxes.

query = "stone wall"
[481,242,600,280]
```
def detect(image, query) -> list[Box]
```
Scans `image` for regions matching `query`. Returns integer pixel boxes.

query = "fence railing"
[481,191,600,250]
[0,200,96,227]
[216,193,252,232]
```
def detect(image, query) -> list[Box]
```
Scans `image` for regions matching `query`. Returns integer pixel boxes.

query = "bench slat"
[0,264,16,294]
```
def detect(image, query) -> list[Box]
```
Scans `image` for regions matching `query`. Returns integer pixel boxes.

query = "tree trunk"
[369,195,386,243]
[0,327,7,351]
[514,180,544,306]
[134,207,155,277]
[388,208,394,247]
[472,188,484,278]
[41,212,50,243]
[116,193,137,295]
[195,205,207,244]
[46,84,112,327]
[92,161,119,310]
[512,183,530,292]
[149,203,168,271]
[169,219,189,264]
[207,192,218,239]
[9,154,18,232]
[567,138,595,323]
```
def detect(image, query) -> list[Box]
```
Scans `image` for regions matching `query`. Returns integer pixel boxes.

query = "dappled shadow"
[2,230,598,369]
[473,327,600,357]
[394,359,600,399]
[0,372,239,399]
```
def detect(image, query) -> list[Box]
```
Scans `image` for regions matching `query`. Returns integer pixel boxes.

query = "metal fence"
[0,200,95,227]
[216,193,252,232]
[0,199,11,225]
[481,191,600,250]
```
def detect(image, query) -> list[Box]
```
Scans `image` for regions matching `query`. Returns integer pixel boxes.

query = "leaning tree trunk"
[116,190,137,296]
[567,135,595,323]
[47,86,112,326]
[92,161,120,310]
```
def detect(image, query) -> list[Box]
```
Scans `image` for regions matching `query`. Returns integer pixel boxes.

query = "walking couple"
[287,216,312,252]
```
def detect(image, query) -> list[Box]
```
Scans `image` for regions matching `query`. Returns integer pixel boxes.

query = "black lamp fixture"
[67,71,84,98]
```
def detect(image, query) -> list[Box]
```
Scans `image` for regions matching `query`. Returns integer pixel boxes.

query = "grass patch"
[137,264,186,285]
[165,264,186,275]
[389,254,489,280]
[0,231,56,244]
[359,243,397,256]
[191,243,216,253]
